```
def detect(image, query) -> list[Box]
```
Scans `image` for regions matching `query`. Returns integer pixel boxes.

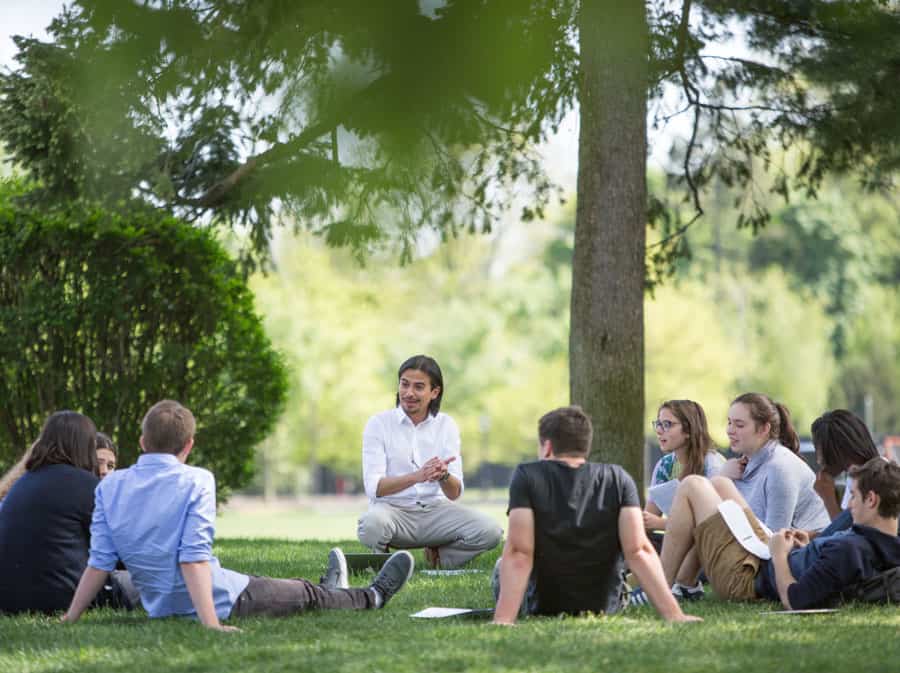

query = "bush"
[0,181,288,496]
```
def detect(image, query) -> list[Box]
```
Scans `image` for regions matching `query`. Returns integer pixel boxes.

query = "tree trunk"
[571,0,648,485]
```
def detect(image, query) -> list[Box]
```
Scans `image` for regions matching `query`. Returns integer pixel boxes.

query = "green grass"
[3,538,900,673]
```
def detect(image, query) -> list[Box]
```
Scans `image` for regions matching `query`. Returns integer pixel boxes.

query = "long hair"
[0,445,32,500]
[659,399,716,477]
[731,393,800,453]
[811,409,878,476]
[25,411,98,473]
[395,355,444,416]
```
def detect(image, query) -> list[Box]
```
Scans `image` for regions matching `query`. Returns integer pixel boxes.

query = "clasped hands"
[768,528,811,556]
[418,456,456,483]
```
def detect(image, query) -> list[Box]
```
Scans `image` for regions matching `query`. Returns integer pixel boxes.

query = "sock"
[673,581,703,593]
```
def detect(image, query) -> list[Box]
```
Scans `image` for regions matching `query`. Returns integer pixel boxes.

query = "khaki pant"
[694,507,767,601]
[357,500,502,569]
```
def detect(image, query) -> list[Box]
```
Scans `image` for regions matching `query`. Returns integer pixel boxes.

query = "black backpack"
[840,565,900,604]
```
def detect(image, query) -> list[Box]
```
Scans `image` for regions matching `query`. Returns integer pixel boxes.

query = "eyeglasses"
[651,419,681,432]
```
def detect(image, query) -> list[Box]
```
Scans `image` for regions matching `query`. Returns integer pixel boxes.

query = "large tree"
[1,0,897,481]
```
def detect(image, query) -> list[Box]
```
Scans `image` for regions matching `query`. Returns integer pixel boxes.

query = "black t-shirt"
[0,464,98,614]
[507,460,640,616]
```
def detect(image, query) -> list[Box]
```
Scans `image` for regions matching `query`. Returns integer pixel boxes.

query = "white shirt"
[362,407,464,506]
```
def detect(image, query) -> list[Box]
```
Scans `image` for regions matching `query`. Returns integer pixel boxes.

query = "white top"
[362,407,464,506]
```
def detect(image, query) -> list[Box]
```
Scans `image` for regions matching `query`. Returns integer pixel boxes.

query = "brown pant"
[694,507,768,601]
[230,576,375,618]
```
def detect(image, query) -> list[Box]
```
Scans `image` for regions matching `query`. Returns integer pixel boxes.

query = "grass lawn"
[3,539,900,673]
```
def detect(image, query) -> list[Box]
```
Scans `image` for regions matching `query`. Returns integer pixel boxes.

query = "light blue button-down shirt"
[88,453,249,619]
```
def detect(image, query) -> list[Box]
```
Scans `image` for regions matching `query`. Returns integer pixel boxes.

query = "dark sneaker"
[672,582,705,601]
[370,550,414,608]
[628,587,651,607]
[321,547,349,590]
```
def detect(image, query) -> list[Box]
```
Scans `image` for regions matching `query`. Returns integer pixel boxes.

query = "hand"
[642,511,666,531]
[813,470,836,499]
[492,618,516,626]
[719,457,747,481]
[420,457,444,482]
[60,613,76,624]
[768,529,794,556]
[207,623,241,633]
[789,529,811,547]
[668,614,703,623]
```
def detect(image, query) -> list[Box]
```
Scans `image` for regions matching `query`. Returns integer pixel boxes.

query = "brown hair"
[849,457,900,519]
[658,399,717,477]
[96,432,117,455]
[141,400,196,454]
[731,393,800,453]
[26,411,98,473]
[538,406,593,457]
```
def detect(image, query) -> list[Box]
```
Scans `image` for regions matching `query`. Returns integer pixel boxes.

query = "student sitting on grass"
[719,393,830,533]
[644,399,725,535]
[492,405,701,625]
[62,400,414,631]
[0,412,134,614]
[811,410,881,536]
[657,457,900,610]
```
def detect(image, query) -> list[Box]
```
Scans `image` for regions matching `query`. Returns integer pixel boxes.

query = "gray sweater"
[733,441,831,532]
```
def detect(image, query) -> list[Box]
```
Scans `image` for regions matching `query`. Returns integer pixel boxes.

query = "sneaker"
[628,587,651,607]
[671,582,704,601]
[370,550,414,608]
[321,547,349,590]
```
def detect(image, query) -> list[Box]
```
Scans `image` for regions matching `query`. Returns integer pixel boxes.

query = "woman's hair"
[731,393,800,453]
[811,409,879,476]
[96,432,117,455]
[25,411,98,473]
[659,399,716,477]
[0,445,32,501]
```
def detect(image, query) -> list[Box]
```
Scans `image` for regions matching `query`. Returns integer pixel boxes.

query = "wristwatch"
[439,471,451,483]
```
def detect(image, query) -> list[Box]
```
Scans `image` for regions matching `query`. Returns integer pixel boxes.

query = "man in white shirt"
[357,355,502,568]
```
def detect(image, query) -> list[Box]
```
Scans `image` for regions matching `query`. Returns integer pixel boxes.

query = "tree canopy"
[2,0,898,482]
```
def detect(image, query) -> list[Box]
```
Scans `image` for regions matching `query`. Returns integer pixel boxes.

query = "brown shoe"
[424,546,441,569]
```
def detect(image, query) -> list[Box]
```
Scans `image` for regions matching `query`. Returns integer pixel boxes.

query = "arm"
[814,471,842,520]
[643,501,666,531]
[362,416,428,498]
[619,506,700,623]
[61,567,109,623]
[492,508,534,625]
[769,529,798,609]
[181,561,238,631]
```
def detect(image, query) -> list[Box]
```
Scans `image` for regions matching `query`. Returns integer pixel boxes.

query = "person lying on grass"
[658,457,900,610]
[492,405,701,625]
[62,400,413,631]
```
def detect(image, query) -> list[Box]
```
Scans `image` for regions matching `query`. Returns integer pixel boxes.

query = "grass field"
[3,536,900,673]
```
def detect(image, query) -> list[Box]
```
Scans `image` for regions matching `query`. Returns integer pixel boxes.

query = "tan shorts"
[694,507,767,601]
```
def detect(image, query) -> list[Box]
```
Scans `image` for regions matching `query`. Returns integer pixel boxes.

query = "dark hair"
[538,406,593,457]
[731,393,800,453]
[26,411,98,473]
[811,409,878,476]
[849,458,900,518]
[141,400,196,454]
[395,355,444,416]
[659,399,717,477]
[96,432,117,455]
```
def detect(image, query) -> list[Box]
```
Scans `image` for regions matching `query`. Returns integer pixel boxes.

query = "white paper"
[718,500,772,559]
[761,609,839,615]
[648,479,680,516]
[420,569,483,576]
[410,607,485,618]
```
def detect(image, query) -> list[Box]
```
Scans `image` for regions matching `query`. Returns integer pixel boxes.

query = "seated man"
[63,400,413,631]
[659,457,900,609]
[357,355,502,569]
[492,405,700,624]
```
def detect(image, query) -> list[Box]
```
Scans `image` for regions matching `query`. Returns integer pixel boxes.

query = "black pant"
[229,576,375,618]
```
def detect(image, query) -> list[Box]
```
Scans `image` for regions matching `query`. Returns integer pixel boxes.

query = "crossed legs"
[660,475,753,586]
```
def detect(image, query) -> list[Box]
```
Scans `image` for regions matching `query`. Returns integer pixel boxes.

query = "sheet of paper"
[718,500,771,559]
[761,609,839,615]
[410,607,494,619]
[648,479,680,516]
[420,569,483,576]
